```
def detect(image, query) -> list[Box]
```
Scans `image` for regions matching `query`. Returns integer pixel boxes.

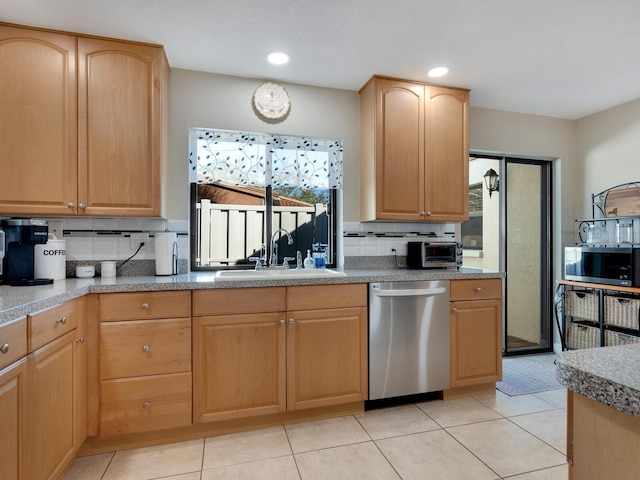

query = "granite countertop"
[556,345,640,417]
[0,267,503,325]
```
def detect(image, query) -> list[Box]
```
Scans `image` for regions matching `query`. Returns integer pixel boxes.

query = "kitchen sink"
[214,268,347,281]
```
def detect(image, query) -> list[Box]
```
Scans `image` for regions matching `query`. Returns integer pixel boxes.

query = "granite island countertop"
[0,267,503,325]
[556,344,640,417]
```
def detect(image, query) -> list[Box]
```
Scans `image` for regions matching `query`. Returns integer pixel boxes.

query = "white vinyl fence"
[197,199,325,266]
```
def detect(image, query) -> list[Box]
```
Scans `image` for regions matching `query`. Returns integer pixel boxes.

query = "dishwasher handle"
[372,287,447,297]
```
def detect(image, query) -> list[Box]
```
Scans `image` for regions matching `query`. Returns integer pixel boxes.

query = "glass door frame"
[468,152,554,357]
[502,157,554,356]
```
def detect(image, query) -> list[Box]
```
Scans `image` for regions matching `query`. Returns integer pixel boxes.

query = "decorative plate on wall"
[253,82,290,119]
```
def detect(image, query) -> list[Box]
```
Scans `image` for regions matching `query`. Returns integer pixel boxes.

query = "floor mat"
[496,354,563,396]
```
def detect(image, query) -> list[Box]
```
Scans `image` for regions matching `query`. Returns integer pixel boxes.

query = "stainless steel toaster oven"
[407,241,462,269]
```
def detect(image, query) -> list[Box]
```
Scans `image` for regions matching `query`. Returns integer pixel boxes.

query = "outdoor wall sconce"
[483,169,499,198]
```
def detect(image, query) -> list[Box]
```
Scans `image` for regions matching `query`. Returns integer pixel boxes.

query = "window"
[188,128,343,270]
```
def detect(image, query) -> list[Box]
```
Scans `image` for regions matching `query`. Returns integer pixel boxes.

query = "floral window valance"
[189,128,343,189]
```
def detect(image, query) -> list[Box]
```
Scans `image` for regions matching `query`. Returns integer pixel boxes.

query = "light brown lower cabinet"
[97,292,192,437]
[0,358,27,480]
[26,328,86,480]
[193,312,286,423]
[449,279,502,388]
[193,284,368,423]
[568,390,640,480]
[287,306,367,411]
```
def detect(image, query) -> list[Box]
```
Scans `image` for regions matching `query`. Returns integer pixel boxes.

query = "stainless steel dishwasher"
[368,280,450,401]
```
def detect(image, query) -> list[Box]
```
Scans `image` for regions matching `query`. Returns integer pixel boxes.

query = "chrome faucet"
[270,228,293,268]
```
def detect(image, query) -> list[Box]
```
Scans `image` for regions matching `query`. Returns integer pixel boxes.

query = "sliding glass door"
[504,159,553,354]
[463,156,553,356]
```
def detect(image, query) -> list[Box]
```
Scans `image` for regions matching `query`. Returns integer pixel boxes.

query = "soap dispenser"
[303,249,315,269]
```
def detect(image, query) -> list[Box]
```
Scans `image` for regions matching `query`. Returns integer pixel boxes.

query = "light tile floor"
[63,387,568,480]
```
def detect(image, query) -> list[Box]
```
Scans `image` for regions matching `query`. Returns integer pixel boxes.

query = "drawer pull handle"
[143,402,150,409]
[57,316,67,325]
[0,343,9,354]
[279,320,285,326]
[76,337,85,343]
[142,303,149,310]
[451,308,458,313]
[288,319,294,324]
[67,202,74,209]
[142,345,150,352]
[475,288,482,293]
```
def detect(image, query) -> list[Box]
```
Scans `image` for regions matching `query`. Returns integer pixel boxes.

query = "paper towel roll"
[155,232,178,275]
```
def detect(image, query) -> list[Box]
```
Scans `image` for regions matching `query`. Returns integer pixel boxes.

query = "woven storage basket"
[565,291,598,322]
[604,296,640,330]
[604,329,640,346]
[566,322,600,349]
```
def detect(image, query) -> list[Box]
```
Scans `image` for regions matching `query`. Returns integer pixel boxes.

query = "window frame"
[188,126,341,272]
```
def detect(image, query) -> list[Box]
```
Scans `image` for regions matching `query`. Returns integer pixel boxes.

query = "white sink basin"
[214,268,347,281]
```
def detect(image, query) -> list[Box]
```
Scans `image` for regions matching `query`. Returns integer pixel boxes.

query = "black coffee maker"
[0,218,53,286]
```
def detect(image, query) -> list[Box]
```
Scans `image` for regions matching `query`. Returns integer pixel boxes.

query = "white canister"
[101,261,117,278]
[34,234,66,280]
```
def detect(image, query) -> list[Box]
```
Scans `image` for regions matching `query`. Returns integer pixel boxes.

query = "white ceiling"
[2,0,640,120]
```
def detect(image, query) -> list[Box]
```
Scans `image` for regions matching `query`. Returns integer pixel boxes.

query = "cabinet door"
[375,79,425,221]
[450,299,502,387]
[0,358,27,480]
[425,86,469,221]
[26,330,78,480]
[78,38,163,216]
[0,25,77,215]
[287,307,367,411]
[193,312,286,423]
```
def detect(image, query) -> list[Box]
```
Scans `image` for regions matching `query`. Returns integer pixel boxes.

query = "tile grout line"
[353,412,405,480]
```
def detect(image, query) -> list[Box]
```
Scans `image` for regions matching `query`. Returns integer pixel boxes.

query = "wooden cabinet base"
[79,400,364,456]
[569,391,640,480]
[442,382,497,400]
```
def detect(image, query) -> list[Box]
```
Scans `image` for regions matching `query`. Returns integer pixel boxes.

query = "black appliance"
[564,246,640,287]
[0,218,53,286]
[407,241,462,269]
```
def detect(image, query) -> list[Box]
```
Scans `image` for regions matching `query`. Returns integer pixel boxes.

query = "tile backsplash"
[39,217,189,263]
[342,221,459,257]
[24,217,457,275]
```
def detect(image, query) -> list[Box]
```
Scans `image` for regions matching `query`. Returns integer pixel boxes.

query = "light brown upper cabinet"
[0,24,168,217]
[360,76,469,222]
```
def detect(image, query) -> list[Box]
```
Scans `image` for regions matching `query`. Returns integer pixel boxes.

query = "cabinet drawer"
[193,287,286,316]
[450,279,502,301]
[100,372,192,436]
[28,300,78,352]
[287,284,367,310]
[99,291,191,321]
[0,317,27,370]
[100,318,191,380]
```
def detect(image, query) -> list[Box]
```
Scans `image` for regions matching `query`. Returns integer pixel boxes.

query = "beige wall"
[169,69,640,266]
[167,69,360,221]
[168,70,580,271]
[469,107,579,283]
[576,98,640,219]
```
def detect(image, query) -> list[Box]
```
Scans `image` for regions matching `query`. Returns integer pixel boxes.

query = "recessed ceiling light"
[266,51,290,65]
[428,66,450,78]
